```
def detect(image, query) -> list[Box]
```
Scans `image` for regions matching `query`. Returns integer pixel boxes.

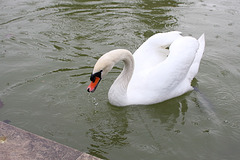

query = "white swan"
[87,31,205,106]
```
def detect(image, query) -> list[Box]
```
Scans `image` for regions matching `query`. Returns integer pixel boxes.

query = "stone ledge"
[0,121,101,160]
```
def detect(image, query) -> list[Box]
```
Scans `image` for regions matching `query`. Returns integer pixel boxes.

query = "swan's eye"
[90,70,102,82]
[90,74,96,82]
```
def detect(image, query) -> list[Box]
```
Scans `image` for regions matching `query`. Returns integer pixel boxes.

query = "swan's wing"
[133,31,182,74]
[149,36,199,88]
[128,35,205,105]
[130,36,199,99]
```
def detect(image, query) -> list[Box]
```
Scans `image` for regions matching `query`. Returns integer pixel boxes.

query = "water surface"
[1,0,240,159]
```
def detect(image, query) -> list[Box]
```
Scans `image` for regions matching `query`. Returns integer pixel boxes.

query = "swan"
[87,31,205,106]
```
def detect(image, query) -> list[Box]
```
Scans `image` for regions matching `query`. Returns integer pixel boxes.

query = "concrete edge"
[0,121,101,160]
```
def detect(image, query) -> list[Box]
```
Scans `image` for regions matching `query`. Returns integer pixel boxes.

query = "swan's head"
[87,51,116,92]
[87,70,102,92]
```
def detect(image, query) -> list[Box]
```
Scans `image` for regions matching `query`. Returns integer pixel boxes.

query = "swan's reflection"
[85,97,188,159]
[85,105,129,159]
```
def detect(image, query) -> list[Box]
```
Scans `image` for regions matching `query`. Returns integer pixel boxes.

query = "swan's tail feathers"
[187,33,205,82]
[197,34,205,58]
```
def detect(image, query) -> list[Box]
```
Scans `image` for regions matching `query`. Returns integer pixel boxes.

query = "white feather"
[89,31,205,106]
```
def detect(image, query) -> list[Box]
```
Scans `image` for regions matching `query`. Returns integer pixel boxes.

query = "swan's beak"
[87,76,101,92]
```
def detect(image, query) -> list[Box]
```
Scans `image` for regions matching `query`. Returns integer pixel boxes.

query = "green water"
[1,0,240,159]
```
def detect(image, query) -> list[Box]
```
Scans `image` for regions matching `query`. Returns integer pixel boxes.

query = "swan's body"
[87,31,205,106]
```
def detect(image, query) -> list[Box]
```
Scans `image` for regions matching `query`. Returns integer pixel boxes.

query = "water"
[1,0,240,159]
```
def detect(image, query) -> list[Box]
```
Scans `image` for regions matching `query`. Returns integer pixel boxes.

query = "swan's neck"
[107,49,134,106]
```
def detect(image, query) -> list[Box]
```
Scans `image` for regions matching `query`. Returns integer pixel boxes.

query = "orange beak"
[87,77,101,92]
